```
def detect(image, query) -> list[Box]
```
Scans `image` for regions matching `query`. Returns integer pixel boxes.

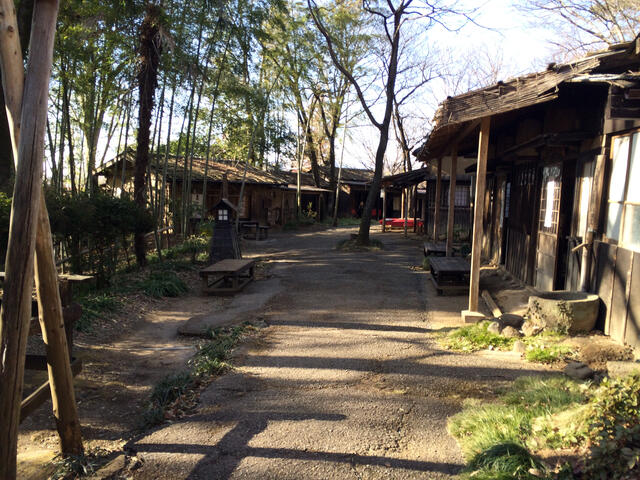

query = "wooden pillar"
[422,176,427,235]
[382,188,387,232]
[433,157,442,241]
[0,1,81,473]
[446,145,458,256]
[403,186,409,237]
[580,147,607,292]
[468,117,491,313]
[413,185,418,233]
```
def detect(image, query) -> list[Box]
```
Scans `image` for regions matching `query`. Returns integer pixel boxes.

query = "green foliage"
[76,293,122,332]
[442,321,514,352]
[49,448,110,480]
[525,344,574,364]
[46,189,154,280]
[0,191,11,263]
[422,256,430,271]
[142,371,193,427]
[466,443,544,480]
[190,324,252,376]
[449,376,588,479]
[581,374,640,479]
[142,323,256,429]
[139,270,188,298]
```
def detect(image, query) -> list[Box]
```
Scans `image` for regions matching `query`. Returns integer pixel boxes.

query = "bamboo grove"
[0,0,372,269]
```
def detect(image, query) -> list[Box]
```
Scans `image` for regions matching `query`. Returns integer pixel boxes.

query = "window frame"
[605,128,640,252]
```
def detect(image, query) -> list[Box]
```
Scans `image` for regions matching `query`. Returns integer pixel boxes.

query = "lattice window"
[538,165,561,235]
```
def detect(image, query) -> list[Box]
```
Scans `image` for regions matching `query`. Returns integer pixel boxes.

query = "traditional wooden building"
[98,152,330,230]
[416,39,640,346]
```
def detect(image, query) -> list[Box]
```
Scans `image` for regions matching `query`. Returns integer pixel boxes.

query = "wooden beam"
[20,358,82,423]
[446,145,458,256]
[403,187,409,237]
[433,157,442,241]
[481,290,502,318]
[469,117,491,312]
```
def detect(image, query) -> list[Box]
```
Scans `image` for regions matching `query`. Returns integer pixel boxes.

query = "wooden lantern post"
[466,117,491,316]
[433,157,442,241]
[446,145,458,256]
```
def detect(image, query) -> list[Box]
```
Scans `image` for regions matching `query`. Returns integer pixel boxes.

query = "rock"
[564,361,594,380]
[499,313,525,329]
[513,340,527,354]
[522,321,542,337]
[607,360,640,378]
[501,326,522,338]
[487,321,502,335]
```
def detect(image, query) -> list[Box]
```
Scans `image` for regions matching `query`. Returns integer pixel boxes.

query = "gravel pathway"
[126,227,551,479]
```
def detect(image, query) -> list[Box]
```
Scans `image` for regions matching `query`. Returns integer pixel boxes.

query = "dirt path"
[124,227,552,479]
[17,291,227,479]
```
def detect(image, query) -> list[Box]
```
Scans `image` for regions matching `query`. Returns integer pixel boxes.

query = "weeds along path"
[126,227,553,480]
[17,291,227,479]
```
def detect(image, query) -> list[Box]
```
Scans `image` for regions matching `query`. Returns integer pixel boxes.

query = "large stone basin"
[527,291,600,334]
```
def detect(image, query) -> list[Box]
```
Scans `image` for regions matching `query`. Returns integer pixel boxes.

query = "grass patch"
[441,321,514,352]
[449,375,589,479]
[525,344,574,364]
[336,238,384,251]
[76,293,122,332]
[49,447,111,480]
[139,270,188,298]
[141,323,257,428]
[466,443,544,480]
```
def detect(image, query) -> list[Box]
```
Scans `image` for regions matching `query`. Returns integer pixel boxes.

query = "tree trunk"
[133,3,162,267]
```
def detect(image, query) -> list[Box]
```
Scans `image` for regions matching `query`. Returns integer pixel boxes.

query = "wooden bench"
[199,259,255,295]
[423,242,446,257]
[428,256,470,295]
[257,225,270,240]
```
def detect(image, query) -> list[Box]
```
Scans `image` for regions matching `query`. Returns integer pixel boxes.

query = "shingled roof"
[100,151,290,185]
[416,39,640,162]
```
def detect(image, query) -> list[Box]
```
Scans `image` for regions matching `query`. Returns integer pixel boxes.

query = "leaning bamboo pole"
[0,2,82,476]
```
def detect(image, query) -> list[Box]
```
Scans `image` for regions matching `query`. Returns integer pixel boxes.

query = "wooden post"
[403,187,409,237]
[34,194,83,454]
[0,3,80,476]
[433,157,442,241]
[446,145,458,256]
[413,185,418,233]
[422,176,427,235]
[580,149,607,291]
[468,117,491,313]
[382,188,387,232]
[3,0,80,455]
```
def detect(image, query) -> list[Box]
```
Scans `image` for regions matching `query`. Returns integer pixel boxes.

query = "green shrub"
[140,271,188,297]
[449,376,588,479]
[76,293,122,332]
[581,374,640,479]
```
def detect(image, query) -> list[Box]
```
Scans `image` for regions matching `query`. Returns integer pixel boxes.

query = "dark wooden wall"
[593,241,640,347]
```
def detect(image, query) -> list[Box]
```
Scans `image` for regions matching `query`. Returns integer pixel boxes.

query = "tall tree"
[518,0,640,54]
[133,3,164,266]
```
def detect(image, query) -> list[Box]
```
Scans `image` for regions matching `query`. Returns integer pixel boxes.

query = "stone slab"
[178,278,282,337]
